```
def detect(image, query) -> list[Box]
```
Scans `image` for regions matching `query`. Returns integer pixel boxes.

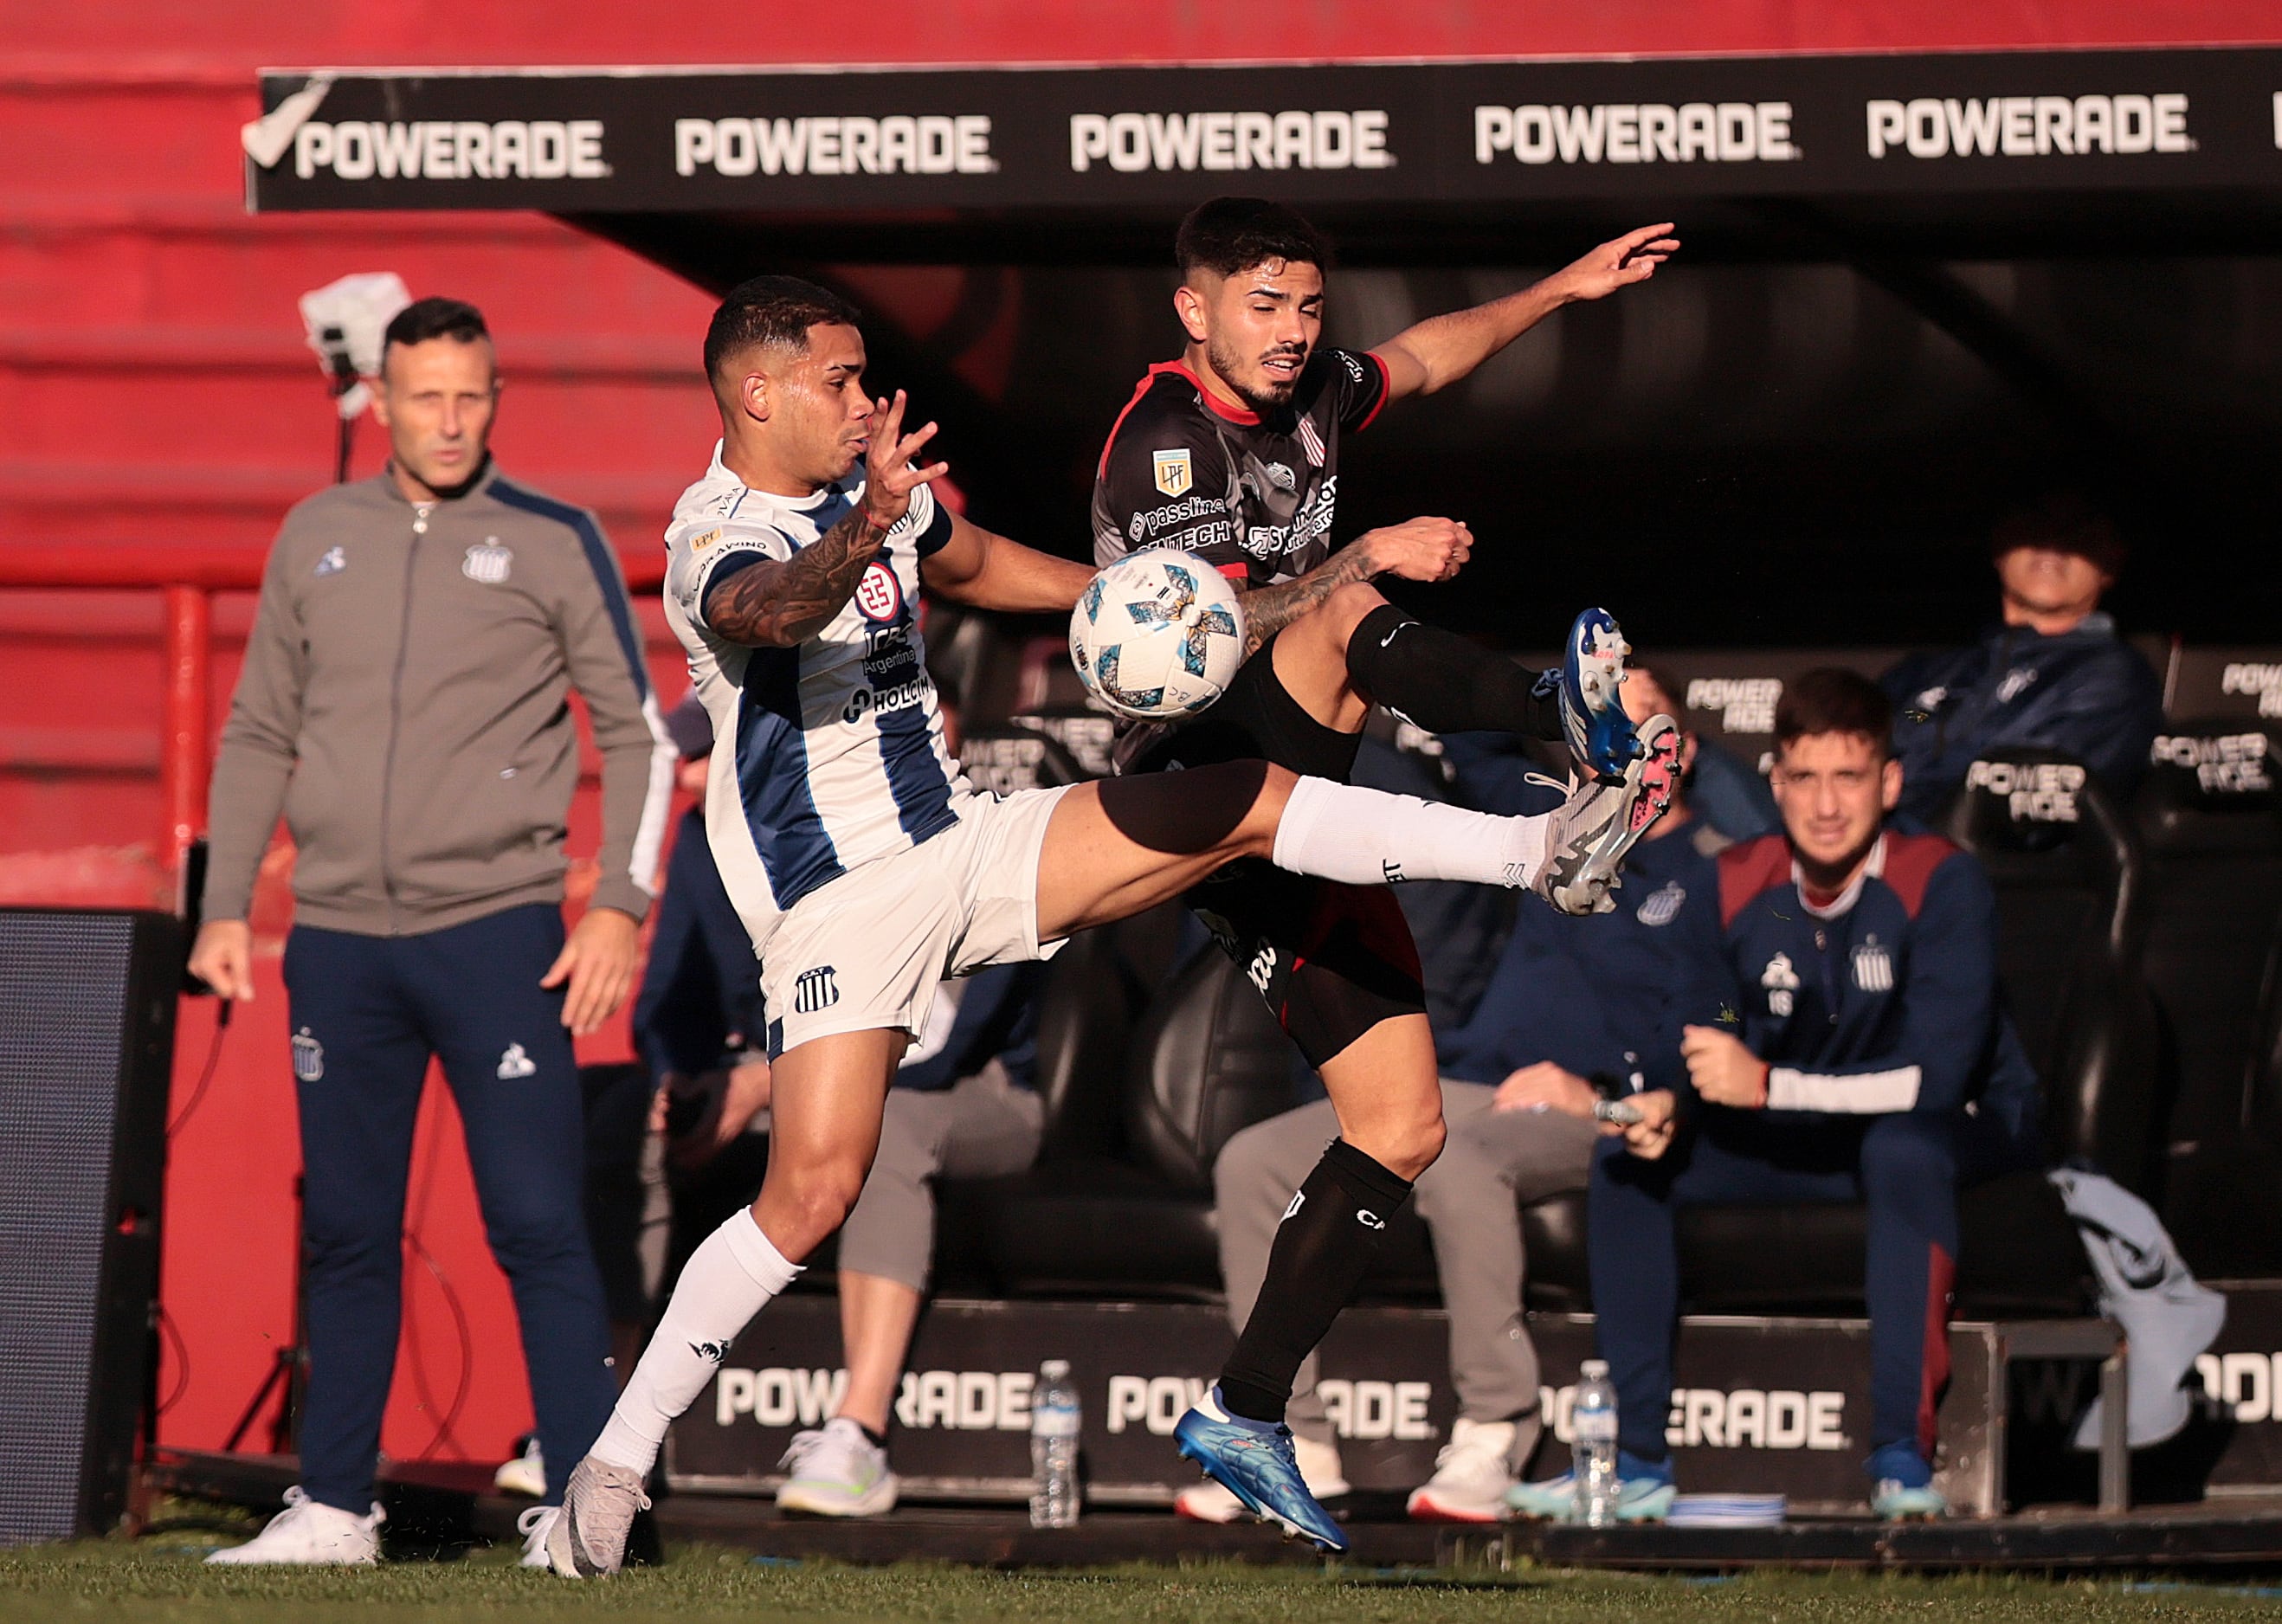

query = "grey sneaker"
[1531,715,1680,916]
[545,1456,650,1578]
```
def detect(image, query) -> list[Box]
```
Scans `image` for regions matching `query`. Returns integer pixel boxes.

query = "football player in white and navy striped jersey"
[663,445,968,956]
[547,276,1676,1578]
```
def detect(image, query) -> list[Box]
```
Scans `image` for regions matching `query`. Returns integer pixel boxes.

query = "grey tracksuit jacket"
[202,461,675,936]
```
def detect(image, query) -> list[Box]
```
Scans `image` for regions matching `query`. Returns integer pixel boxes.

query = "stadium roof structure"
[244,47,2282,273]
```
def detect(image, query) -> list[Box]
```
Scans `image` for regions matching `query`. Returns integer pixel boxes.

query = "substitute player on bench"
[546,277,1676,1575]
[1092,198,1681,1543]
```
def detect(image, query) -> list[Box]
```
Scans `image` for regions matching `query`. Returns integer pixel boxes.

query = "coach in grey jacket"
[191,297,674,1567]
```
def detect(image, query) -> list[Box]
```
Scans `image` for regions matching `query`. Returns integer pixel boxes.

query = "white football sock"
[590,1209,801,1475]
[1270,776,1549,889]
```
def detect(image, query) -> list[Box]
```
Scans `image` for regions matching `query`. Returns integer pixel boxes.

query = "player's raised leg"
[551,1028,906,1577]
[1270,577,1644,783]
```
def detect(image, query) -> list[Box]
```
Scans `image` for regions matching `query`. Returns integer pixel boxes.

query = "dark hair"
[704,275,861,382]
[1176,197,1331,279]
[1775,667,1892,760]
[1630,661,1684,719]
[382,296,490,360]
[1990,491,2126,577]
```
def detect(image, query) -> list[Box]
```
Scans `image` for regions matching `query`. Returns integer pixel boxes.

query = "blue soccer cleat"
[1553,609,1641,783]
[1173,1388,1348,1553]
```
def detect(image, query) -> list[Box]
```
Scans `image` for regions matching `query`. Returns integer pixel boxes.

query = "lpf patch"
[290,1028,325,1082]
[854,560,904,622]
[1152,448,1193,497]
[462,540,512,584]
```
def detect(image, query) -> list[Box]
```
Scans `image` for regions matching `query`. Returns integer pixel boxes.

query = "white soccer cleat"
[545,1455,651,1578]
[1530,714,1681,916]
[203,1485,383,1566]
[775,1418,899,1518]
[516,1505,559,1569]
[1405,1417,1521,1524]
[1172,1432,1349,1524]
[494,1432,545,1498]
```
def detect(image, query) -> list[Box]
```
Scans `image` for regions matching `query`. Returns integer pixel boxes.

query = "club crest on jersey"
[1762,952,1800,1017]
[1152,448,1193,497]
[290,1028,325,1082]
[1852,938,1895,993]
[461,540,512,584]
[854,561,904,622]
[1297,416,1327,468]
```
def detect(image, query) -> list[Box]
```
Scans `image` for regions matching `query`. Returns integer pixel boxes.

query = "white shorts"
[757,786,1070,1059]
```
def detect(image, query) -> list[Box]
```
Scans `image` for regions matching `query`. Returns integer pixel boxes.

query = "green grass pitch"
[4,1532,2279,1624]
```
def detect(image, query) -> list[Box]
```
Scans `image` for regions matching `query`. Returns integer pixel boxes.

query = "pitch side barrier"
[242,48,2282,258]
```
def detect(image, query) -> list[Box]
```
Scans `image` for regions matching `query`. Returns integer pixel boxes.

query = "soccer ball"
[1069,549,1247,720]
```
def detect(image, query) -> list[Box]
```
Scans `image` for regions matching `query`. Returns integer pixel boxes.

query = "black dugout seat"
[1525,751,2151,1318]
[2136,721,2282,1279]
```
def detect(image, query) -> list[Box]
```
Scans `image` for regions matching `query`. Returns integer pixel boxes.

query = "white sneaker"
[494,1433,545,1498]
[204,1486,383,1565]
[1406,1417,1519,1523]
[776,1417,899,1518]
[1174,1431,1349,1523]
[516,1505,559,1568]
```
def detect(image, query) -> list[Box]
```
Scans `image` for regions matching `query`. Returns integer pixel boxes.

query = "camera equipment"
[297,272,409,482]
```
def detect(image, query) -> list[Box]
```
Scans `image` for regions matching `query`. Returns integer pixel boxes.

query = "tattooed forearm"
[706,505,893,647]
[1236,539,1378,655]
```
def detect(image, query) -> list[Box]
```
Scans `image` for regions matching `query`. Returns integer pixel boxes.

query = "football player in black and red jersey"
[1093,197,1681,1546]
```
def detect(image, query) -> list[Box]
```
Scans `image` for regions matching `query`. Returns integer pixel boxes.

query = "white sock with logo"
[1269,776,1549,889]
[591,1209,801,1475]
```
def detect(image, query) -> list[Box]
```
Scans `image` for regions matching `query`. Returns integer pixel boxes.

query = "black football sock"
[1218,1138,1415,1426]
[1346,603,1565,743]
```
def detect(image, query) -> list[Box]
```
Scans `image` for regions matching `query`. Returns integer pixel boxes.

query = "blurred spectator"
[1516,668,2039,1525]
[190,297,670,1567]
[1883,494,2163,823]
[1441,661,1778,847]
[1187,668,1729,1524]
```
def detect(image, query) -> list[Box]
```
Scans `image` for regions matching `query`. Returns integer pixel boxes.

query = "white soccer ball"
[1069,548,1247,720]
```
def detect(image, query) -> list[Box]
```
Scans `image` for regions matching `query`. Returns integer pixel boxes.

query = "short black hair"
[704,275,861,383]
[1176,197,1331,279]
[382,296,490,360]
[1776,667,1893,761]
[1990,491,2126,577]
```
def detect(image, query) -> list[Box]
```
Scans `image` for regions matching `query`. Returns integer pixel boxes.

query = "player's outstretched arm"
[1371,222,1680,400]
[707,391,945,648]
[1234,515,1471,654]
[920,509,1095,614]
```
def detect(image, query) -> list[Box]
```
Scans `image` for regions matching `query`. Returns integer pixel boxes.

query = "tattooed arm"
[706,503,895,648]
[703,391,947,648]
[1236,515,1475,654]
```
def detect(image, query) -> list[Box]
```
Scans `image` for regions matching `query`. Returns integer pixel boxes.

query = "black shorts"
[1132,635,1428,1068]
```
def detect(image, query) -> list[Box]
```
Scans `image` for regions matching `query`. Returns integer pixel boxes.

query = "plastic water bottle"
[1029,1358,1081,1528]
[1571,1358,1620,1527]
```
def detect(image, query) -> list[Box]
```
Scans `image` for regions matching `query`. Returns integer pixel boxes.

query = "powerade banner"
[246,48,2282,214]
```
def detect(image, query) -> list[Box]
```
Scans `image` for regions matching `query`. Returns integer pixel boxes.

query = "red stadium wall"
[5,2,2280,1476]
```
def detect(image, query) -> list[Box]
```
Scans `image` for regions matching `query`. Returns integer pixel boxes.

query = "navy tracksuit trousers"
[1588,1109,2021,1473]
[283,904,616,1511]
